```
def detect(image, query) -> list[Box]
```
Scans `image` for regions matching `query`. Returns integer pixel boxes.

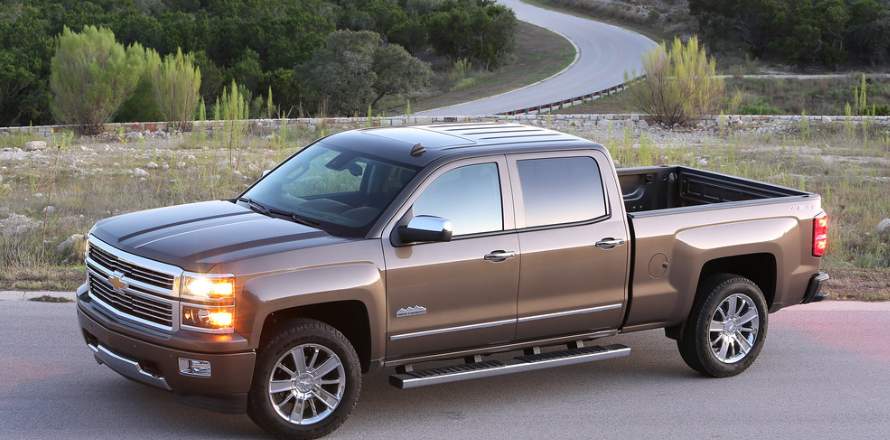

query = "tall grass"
[1,122,887,294]
[214,80,250,165]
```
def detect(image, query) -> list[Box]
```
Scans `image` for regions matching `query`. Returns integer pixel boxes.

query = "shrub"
[150,48,201,129]
[214,80,250,164]
[628,36,724,126]
[737,99,782,115]
[116,49,162,122]
[49,26,146,134]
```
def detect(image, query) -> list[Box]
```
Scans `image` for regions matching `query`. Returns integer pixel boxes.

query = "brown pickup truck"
[76,123,829,439]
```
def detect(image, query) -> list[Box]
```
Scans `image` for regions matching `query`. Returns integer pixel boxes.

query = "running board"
[389,343,630,389]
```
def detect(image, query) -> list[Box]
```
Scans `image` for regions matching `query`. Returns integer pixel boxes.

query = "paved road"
[2,299,889,439]
[416,0,656,116]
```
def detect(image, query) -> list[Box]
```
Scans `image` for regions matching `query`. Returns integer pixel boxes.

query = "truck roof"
[321,123,600,167]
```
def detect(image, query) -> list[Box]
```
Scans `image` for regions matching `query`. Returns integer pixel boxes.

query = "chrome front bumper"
[88,342,172,391]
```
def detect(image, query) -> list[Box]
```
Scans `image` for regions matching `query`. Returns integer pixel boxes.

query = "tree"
[301,30,432,115]
[628,36,725,126]
[426,0,517,69]
[690,0,890,67]
[0,3,54,125]
[302,30,380,116]
[229,49,264,92]
[150,48,202,129]
[371,44,432,107]
[1,0,522,123]
[49,26,146,134]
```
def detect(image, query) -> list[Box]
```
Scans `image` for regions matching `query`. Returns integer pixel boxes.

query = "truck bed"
[617,166,821,330]
[618,166,809,215]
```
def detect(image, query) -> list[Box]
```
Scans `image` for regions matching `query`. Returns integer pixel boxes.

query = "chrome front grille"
[88,272,174,327]
[88,244,174,290]
[85,236,182,331]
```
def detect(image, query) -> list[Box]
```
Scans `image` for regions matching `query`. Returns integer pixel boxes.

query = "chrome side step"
[389,343,630,389]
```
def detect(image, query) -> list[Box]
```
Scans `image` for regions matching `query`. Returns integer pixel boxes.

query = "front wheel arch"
[259,301,372,372]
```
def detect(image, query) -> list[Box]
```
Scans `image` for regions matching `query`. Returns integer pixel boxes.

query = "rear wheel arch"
[666,253,777,340]
[259,300,372,372]
[675,274,769,377]
[696,253,777,308]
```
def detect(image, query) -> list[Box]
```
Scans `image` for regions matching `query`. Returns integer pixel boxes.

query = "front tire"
[248,319,362,439]
[677,274,768,377]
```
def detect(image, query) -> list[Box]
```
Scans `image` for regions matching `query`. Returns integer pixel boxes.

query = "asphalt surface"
[417,0,657,116]
[2,298,889,439]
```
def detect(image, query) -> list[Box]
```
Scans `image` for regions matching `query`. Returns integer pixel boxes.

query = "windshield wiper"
[237,197,321,228]
[237,197,271,216]
[276,210,322,228]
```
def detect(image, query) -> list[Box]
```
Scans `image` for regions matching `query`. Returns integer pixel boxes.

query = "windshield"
[241,142,419,236]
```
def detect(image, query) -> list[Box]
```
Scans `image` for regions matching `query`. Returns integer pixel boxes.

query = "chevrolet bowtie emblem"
[108,271,128,291]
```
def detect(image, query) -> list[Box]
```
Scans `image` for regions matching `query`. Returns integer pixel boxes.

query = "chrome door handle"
[484,250,517,262]
[595,238,626,249]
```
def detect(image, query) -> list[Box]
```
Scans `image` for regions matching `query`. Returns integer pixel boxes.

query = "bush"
[49,26,146,134]
[737,99,783,115]
[628,36,724,126]
[150,48,202,129]
[116,49,162,123]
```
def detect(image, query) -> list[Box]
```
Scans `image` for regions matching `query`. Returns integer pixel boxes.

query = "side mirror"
[397,215,453,244]
[262,169,271,177]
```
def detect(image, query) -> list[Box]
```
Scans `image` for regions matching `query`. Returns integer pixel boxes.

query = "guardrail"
[498,81,634,116]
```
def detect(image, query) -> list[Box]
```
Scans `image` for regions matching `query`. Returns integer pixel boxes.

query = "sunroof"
[364,127,471,148]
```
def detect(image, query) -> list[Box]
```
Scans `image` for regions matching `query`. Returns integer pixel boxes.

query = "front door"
[382,156,519,359]
[507,151,630,340]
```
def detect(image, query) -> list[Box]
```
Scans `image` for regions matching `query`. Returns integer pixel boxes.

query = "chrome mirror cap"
[398,215,453,244]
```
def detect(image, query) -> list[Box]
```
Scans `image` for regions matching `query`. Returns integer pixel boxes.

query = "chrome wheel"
[268,343,346,425]
[709,293,760,364]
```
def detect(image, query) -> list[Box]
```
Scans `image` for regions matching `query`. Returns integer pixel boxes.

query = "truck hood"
[91,201,351,272]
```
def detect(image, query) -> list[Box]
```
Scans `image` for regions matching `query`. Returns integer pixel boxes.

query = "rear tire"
[677,274,768,377]
[247,319,362,439]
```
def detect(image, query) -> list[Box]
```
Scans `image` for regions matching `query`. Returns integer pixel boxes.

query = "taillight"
[812,212,828,257]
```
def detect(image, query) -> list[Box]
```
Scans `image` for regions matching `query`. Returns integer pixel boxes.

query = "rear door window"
[515,156,607,228]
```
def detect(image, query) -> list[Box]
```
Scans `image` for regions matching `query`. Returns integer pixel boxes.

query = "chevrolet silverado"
[76,123,829,439]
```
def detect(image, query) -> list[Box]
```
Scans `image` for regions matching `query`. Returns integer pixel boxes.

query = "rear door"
[507,150,629,340]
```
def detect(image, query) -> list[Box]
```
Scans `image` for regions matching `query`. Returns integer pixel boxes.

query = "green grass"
[588,124,890,299]
[1,122,888,299]
[553,76,890,115]
[404,21,576,113]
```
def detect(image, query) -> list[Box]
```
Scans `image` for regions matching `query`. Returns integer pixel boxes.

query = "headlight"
[182,305,234,332]
[180,272,236,333]
[181,272,235,305]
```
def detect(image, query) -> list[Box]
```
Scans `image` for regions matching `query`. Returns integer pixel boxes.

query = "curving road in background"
[417,0,657,116]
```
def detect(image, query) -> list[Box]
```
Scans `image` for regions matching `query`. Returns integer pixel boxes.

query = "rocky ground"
[0,122,888,298]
